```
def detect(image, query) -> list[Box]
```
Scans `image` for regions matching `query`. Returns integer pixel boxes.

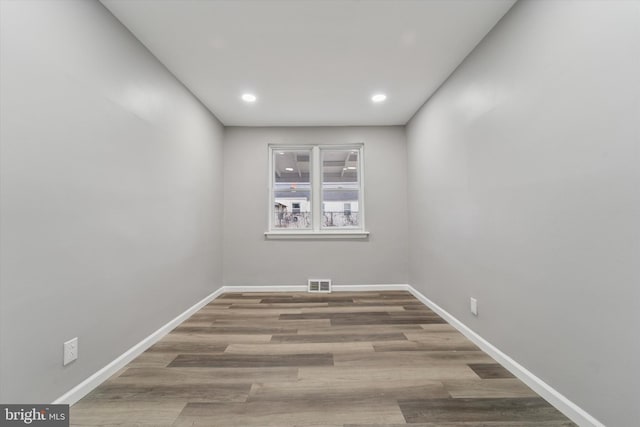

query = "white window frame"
[266,144,369,240]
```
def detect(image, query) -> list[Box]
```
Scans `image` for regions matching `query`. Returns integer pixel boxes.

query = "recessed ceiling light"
[278,152,285,155]
[285,167,294,172]
[242,93,257,103]
[347,166,357,170]
[371,93,387,103]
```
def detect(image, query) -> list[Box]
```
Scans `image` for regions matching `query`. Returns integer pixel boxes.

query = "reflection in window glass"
[273,150,312,229]
[322,149,360,228]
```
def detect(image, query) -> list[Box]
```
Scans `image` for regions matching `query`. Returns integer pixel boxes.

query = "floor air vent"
[308,279,332,293]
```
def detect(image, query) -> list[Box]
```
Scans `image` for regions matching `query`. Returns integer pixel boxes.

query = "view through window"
[321,149,360,229]
[273,149,312,229]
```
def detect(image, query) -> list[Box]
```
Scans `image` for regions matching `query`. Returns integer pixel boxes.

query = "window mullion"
[312,146,321,232]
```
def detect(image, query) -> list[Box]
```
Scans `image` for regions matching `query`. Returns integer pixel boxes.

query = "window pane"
[322,149,360,228]
[273,149,311,229]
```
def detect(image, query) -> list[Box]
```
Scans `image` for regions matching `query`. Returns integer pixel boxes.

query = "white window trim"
[265,143,368,240]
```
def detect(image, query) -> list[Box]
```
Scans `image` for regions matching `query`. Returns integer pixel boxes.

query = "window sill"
[264,231,370,240]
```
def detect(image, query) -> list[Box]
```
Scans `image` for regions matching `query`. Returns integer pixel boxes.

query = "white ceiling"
[101,0,515,126]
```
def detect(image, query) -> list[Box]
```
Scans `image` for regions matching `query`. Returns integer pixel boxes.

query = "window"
[267,144,367,239]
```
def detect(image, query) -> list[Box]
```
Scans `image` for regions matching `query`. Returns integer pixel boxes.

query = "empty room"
[0,0,638,426]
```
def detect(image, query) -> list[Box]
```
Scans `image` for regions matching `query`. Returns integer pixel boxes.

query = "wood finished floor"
[71,291,575,426]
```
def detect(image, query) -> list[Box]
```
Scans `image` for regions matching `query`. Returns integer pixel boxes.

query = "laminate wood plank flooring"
[70,291,575,426]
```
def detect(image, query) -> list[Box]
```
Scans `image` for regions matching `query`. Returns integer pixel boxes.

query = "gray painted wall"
[223,126,408,287]
[0,0,224,403]
[406,1,640,426]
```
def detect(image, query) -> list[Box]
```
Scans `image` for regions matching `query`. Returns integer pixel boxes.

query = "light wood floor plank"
[247,379,449,402]
[443,378,539,398]
[70,401,185,426]
[226,341,375,355]
[114,366,300,385]
[333,350,494,368]
[271,332,406,344]
[173,399,406,427]
[297,365,479,382]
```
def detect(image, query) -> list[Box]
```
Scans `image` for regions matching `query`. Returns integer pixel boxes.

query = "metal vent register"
[308,279,332,293]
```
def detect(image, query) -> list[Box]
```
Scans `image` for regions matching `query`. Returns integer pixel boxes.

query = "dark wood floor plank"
[374,341,479,352]
[168,353,334,368]
[398,397,569,423]
[230,302,329,308]
[209,298,262,304]
[208,318,332,330]
[344,422,576,427]
[328,301,424,307]
[83,382,251,403]
[350,300,419,305]
[189,313,280,322]
[146,341,227,353]
[402,304,437,310]
[172,325,298,335]
[280,311,391,320]
[271,332,406,343]
[261,296,356,303]
[295,324,422,335]
[468,363,516,379]
[332,316,447,326]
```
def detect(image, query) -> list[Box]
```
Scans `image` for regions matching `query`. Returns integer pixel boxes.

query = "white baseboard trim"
[221,284,409,293]
[332,284,409,292]
[223,285,307,292]
[53,287,226,406]
[406,284,604,427]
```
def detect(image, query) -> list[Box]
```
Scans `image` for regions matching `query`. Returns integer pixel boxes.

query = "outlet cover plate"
[470,297,478,316]
[63,337,78,366]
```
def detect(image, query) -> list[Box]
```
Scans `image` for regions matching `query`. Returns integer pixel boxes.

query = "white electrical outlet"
[470,297,478,316]
[63,337,78,366]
